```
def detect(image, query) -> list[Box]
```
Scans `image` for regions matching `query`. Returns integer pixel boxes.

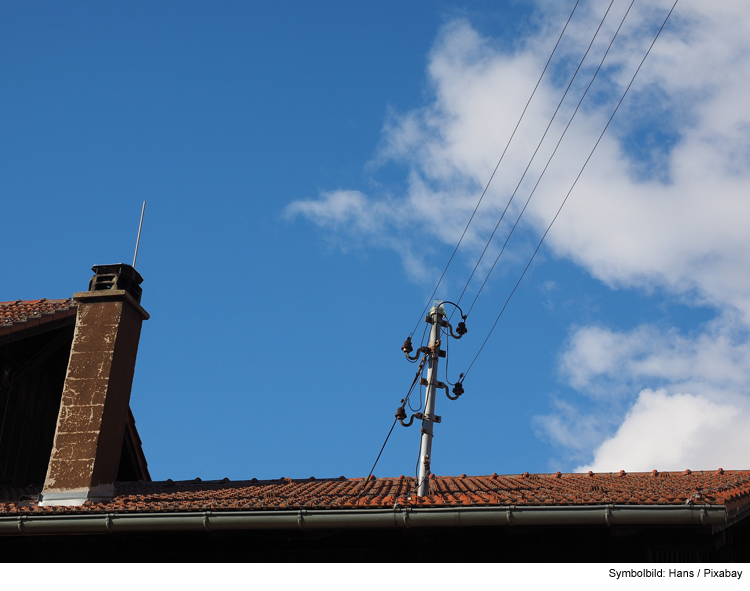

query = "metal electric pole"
[416,303,445,496]
[397,300,467,497]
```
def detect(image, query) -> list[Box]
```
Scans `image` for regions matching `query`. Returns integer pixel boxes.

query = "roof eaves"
[0,503,730,536]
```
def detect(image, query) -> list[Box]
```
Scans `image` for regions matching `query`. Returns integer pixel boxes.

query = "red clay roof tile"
[0,299,77,339]
[2,470,750,515]
[0,299,76,326]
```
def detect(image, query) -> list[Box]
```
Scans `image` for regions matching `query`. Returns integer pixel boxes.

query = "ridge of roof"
[2,470,749,516]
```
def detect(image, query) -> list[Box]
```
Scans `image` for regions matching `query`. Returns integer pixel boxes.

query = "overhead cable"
[453,0,616,312]
[464,0,635,319]
[365,354,428,481]
[460,0,680,383]
[409,0,581,338]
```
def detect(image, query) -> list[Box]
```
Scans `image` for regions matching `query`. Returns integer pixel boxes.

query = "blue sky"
[2,0,749,481]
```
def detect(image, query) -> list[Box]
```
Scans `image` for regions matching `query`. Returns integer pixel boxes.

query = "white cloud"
[525,1,750,322]
[546,315,750,469]
[560,315,750,400]
[289,2,750,309]
[284,190,385,235]
[288,1,750,471]
[578,388,750,472]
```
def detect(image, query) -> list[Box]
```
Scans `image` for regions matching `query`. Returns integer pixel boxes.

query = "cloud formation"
[546,314,750,470]
[580,389,750,471]
[287,0,750,470]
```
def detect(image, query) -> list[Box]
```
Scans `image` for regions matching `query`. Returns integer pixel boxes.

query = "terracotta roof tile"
[2,470,750,515]
[0,299,76,325]
[0,299,77,338]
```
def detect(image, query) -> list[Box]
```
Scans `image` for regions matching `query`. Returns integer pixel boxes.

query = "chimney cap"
[88,264,144,303]
[91,264,143,285]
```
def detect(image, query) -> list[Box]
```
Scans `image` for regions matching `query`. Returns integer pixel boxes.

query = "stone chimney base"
[38,484,115,507]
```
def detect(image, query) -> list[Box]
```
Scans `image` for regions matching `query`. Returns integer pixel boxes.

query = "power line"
[365,354,427,480]
[464,0,635,319]
[409,0,582,338]
[364,418,397,484]
[460,0,680,382]
[453,0,615,312]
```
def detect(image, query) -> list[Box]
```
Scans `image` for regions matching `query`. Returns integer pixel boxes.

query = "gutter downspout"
[0,504,728,536]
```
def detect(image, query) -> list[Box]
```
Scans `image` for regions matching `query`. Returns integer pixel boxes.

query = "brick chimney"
[39,264,149,506]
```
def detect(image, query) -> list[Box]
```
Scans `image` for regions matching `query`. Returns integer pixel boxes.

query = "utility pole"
[416,302,445,496]
[397,300,466,497]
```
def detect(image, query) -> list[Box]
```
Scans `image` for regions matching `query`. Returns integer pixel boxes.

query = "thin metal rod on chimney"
[133,201,146,268]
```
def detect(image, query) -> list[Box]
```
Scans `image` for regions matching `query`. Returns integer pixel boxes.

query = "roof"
[2,470,749,516]
[0,298,77,325]
[0,299,77,341]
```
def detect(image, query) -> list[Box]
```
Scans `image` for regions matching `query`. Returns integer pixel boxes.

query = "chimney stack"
[39,264,149,506]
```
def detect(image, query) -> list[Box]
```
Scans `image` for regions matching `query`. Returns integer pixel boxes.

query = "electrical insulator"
[456,321,468,336]
[452,382,464,397]
[401,336,413,354]
[395,406,407,421]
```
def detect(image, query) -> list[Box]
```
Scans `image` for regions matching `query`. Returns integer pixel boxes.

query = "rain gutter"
[0,504,729,536]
